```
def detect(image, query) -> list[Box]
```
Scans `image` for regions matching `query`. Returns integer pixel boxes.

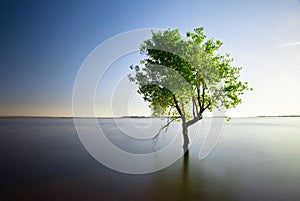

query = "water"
[1,117,300,201]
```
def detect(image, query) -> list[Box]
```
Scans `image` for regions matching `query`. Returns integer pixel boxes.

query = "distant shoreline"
[257,115,300,118]
[0,115,300,119]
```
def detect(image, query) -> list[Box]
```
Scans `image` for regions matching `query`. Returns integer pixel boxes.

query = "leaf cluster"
[128,27,251,123]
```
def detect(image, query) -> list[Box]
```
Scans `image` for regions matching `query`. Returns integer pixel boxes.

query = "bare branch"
[186,116,202,127]
[173,95,182,117]
[153,117,180,145]
[196,86,202,109]
[202,84,205,107]
[192,97,196,118]
[192,96,199,118]
[180,102,186,118]
[203,100,211,111]
[200,81,206,113]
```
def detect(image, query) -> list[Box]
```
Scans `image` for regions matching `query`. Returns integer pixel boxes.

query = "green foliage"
[128,27,251,126]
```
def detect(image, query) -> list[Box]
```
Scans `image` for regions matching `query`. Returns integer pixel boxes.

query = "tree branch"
[192,97,196,118]
[187,100,211,127]
[203,100,211,111]
[180,102,186,118]
[186,115,202,127]
[173,95,182,117]
[196,86,202,109]
[187,84,209,128]
[153,117,180,145]
[201,82,205,111]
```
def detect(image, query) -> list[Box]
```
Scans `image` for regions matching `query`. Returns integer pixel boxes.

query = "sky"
[0,0,300,117]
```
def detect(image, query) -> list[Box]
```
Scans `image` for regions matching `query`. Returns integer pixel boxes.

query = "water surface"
[1,117,300,201]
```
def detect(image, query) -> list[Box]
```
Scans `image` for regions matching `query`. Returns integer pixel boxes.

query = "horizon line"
[1,114,300,119]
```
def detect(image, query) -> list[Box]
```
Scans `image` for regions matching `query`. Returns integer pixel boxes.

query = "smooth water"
[1,117,300,201]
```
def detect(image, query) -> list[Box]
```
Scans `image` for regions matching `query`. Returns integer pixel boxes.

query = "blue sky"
[1,0,300,117]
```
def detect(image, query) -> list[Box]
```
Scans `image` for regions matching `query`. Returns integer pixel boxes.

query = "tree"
[128,27,252,152]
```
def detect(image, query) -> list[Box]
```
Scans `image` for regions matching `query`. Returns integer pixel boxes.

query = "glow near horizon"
[0,0,300,117]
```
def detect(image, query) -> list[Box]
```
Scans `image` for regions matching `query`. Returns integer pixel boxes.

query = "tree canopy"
[128,27,252,150]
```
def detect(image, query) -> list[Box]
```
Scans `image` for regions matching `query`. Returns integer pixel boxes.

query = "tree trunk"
[182,121,189,152]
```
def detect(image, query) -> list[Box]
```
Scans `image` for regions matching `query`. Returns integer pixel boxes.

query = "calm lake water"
[1,117,300,201]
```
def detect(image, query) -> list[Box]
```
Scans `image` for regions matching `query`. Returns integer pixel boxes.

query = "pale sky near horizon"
[1,0,300,117]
